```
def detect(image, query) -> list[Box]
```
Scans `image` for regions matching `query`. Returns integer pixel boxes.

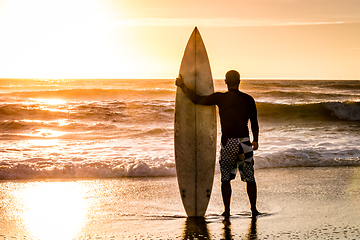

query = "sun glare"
[32,98,67,105]
[18,182,89,240]
[33,129,65,138]
[0,0,113,79]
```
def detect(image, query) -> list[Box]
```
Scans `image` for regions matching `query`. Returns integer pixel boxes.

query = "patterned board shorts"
[220,137,255,182]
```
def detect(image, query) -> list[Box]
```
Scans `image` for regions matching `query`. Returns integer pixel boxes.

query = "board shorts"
[219,137,255,182]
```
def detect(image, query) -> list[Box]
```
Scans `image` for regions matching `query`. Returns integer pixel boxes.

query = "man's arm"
[249,98,259,150]
[175,75,216,105]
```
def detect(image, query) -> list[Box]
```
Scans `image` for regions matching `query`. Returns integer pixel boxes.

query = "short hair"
[225,70,240,86]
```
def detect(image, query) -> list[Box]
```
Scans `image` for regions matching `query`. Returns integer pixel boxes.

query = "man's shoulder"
[239,91,255,100]
[214,90,255,100]
[209,91,227,98]
[217,90,254,99]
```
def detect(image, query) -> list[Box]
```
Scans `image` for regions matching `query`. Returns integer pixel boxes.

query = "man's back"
[211,89,258,146]
[177,80,258,146]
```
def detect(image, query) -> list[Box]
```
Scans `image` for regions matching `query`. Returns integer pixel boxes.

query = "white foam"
[1,146,360,180]
[0,157,177,180]
[255,147,360,169]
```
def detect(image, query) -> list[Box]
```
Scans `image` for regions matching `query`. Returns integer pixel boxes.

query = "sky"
[0,0,359,79]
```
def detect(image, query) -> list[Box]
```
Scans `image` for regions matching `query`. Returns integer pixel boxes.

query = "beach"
[1,166,360,239]
[1,78,360,239]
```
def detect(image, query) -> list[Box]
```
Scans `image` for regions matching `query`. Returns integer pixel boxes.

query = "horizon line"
[1,77,359,81]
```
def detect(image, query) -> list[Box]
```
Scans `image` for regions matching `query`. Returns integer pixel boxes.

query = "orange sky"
[0,0,359,79]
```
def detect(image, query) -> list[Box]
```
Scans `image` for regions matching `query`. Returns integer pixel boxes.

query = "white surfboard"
[174,27,217,217]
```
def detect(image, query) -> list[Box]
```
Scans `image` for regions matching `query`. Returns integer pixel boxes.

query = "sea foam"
[1,147,360,180]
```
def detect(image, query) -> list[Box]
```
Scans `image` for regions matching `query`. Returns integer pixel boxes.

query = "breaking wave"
[257,101,360,121]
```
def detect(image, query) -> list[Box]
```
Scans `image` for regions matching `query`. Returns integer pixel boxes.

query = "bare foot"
[221,211,230,218]
[251,210,260,217]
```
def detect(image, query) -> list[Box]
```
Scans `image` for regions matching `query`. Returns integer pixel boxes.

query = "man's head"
[225,70,240,88]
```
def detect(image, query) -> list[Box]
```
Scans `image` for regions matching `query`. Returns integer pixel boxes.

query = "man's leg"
[221,180,231,217]
[246,181,259,216]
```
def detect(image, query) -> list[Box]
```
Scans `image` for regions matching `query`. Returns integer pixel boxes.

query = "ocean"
[1,78,360,180]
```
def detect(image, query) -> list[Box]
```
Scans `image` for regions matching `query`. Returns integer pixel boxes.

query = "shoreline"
[1,164,359,182]
[1,166,359,239]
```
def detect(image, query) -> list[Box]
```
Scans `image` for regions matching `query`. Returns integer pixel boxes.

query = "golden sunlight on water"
[32,99,67,105]
[15,182,89,240]
[32,129,65,138]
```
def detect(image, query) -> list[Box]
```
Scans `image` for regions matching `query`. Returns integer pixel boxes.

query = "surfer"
[176,70,260,217]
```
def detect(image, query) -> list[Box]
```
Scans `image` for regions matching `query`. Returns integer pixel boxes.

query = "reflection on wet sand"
[222,217,258,240]
[183,217,211,240]
[1,181,90,240]
[246,217,258,240]
[222,218,232,240]
[181,215,258,240]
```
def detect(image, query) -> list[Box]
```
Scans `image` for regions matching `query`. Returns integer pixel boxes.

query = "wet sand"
[1,166,360,239]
